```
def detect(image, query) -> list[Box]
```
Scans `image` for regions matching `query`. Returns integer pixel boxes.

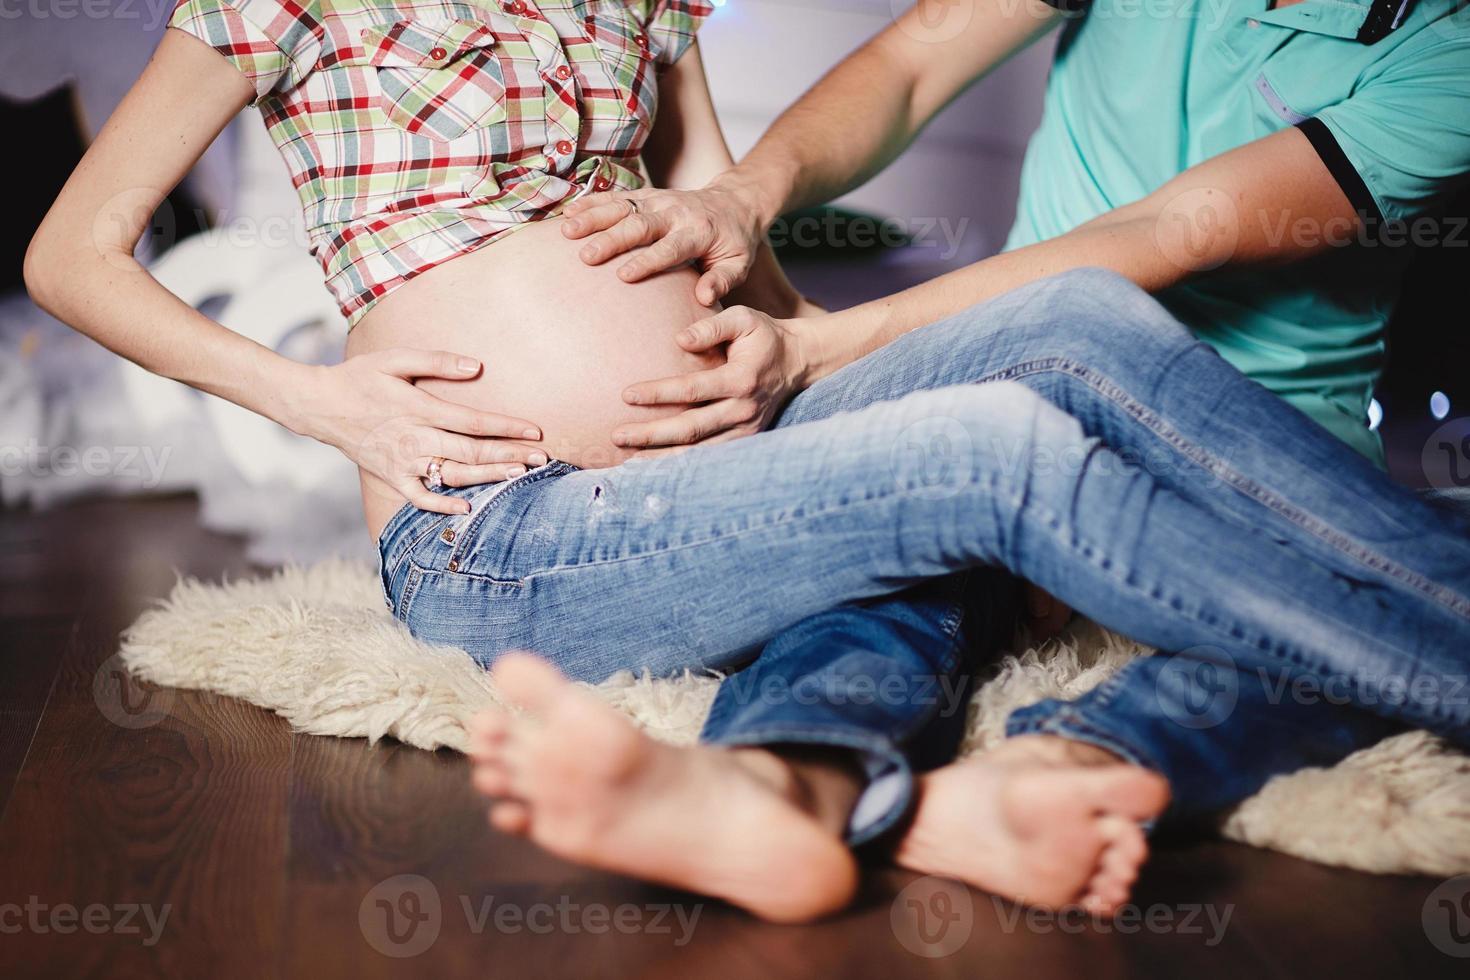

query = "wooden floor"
[1,495,1464,979]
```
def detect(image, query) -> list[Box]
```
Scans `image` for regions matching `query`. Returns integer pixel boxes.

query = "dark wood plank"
[281,735,675,979]
[0,619,68,820]
[0,497,291,979]
[1141,840,1466,978]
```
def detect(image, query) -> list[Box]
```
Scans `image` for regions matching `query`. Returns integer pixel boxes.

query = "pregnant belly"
[346,216,721,539]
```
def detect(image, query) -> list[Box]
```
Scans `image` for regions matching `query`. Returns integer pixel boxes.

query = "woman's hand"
[612,307,808,450]
[290,348,547,515]
[561,179,768,307]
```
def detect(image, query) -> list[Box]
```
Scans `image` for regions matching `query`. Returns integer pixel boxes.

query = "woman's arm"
[25,29,543,514]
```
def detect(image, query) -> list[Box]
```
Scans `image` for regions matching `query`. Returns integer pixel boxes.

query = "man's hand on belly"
[610,307,809,450]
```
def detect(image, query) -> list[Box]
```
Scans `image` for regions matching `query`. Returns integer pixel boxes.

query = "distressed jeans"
[379,269,1470,839]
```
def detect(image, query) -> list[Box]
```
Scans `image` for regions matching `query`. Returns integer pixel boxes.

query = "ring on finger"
[424,457,446,491]
[626,198,641,216]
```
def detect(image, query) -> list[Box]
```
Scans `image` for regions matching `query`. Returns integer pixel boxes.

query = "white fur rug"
[118,560,1470,877]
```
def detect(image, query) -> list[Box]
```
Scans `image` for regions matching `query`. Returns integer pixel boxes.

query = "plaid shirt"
[168,0,714,325]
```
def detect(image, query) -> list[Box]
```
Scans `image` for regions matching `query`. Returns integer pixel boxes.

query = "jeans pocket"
[395,562,426,622]
[398,561,528,663]
[443,461,579,579]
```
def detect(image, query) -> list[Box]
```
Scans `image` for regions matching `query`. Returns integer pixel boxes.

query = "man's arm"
[730,0,1064,231]
[612,125,1364,448]
[635,41,813,319]
[563,0,1063,303]
[794,124,1364,382]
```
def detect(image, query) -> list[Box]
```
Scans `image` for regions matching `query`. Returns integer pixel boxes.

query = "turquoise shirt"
[1006,0,1470,463]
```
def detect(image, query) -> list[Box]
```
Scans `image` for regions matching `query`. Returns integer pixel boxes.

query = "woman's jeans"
[379,268,1470,841]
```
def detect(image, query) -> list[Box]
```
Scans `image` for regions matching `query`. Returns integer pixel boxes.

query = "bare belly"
[346,216,721,539]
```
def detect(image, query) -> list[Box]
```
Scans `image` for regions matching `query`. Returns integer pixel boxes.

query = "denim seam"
[395,563,425,621]
[983,356,1470,622]
[384,515,454,598]
[420,563,526,589]
[1016,478,1462,727]
[989,471,1367,696]
[448,462,577,568]
[1007,709,1165,778]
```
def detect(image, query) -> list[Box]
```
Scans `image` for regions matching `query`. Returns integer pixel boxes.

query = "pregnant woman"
[26,0,1470,925]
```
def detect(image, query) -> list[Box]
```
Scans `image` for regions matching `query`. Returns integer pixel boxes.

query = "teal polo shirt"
[1005,0,1470,464]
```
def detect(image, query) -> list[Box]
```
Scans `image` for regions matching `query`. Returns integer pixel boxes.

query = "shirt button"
[555,139,574,156]
[504,0,525,13]
[555,65,572,80]
[1246,17,1260,27]
[447,559,460,572]
[633,32,648,48]
[594,177,612,192]
[441,527,456,543]
[429,46,447,60]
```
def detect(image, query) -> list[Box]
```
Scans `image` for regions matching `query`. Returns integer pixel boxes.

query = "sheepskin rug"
[118,560,1470,878]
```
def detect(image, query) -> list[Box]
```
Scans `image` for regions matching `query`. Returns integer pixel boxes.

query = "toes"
[1097,815,1148,872]
[472,761,513,798]
[491,652,573,714]
[490,801,531,835]
[1081,878,1129,916]
[468,710,511,760]
[1082,816,1147,914]
[1101,846,1140,889]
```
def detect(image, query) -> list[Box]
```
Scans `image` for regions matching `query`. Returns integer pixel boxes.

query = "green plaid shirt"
[169,0,714,324]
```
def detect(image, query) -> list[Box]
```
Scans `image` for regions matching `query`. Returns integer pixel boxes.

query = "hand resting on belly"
[346,216,723,538]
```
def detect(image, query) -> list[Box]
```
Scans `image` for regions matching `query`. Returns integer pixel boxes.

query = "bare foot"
[467,653,860,923]
[894,736,1169,915]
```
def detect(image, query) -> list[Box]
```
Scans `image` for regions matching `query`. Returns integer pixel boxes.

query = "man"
[470,0,1470,921]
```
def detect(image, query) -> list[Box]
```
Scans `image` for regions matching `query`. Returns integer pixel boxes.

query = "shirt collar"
[1252,0,1416,43]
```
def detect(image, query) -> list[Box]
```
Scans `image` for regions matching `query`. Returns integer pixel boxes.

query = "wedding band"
[626,198,641,215]
[425,457,445,491]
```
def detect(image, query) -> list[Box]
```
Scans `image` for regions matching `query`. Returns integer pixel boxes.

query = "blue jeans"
[379,269,1470,836]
